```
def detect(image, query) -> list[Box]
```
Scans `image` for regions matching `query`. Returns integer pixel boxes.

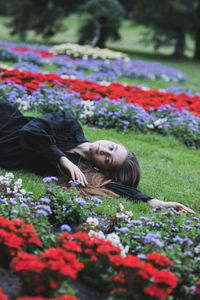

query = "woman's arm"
[19,111,88,184]
[105,182,195,214]
[148,198,195,214]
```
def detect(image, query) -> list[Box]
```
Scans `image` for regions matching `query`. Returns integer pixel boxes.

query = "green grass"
[0,14,199,218]
[1,113,199,217]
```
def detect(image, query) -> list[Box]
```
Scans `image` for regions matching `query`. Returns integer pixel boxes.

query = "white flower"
[6,188,12,194]
[107,233,120,246]
[86,217,99,227]
[5,172,14,180]
[119,203,124,211]
[153,118,167,127]
[121,245,129,257]
[125,211,134,218]
[49,43,129,61]
[88,230,105,239]
[116,212,127,219]
[14,178,22,188]
[16,98,30,111]
[20,189,27,195]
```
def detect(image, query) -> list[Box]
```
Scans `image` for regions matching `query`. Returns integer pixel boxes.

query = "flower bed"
[0,70,199,149]
[0,173,200,299]
[0,40,187,82]
[0,67,198,115]
[49,43,129,61]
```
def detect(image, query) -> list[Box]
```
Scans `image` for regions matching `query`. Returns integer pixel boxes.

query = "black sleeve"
[19,111,80,165]
[105,182,153,202]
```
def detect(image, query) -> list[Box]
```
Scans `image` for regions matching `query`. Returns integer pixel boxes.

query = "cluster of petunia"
[0,40,187,82]
[57,232,178,299]
[0,215,181,299]
[0,216,42,266]
[49,43,129,61]
[113,206,200,299]
[0,173,103,238]
[0,172,53,222]
[0,76,200,149]
[0,67,199,115]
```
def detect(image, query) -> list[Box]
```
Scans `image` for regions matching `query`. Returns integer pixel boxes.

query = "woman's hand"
[148,199,195,214]
[59,156,88,186]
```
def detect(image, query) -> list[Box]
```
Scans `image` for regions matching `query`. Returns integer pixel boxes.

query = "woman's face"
[89,140,127,170]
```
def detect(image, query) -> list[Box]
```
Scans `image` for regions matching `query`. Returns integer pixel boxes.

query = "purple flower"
[35,205,52,214]
[116,227,129,233]
[181,225,192,230]
[91,197,103,204]
[185,220,192,224]
[40,197,51,204]
[144,233,164,248]
[129,220,143,227]
[60,224,71,232]
[74,198,87,205]
[90,211,97,216]
[11,209,18,215]
[10,199,18,205]
[0,198,6,204]
[69,180,85,187]
[20,204,28,209]
[35,209,48,217]
[43,176,58,183]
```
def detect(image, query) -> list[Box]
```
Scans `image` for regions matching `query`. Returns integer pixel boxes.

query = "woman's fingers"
[175,204,195,214]
[69,165,88,186]
[59,157,88,186]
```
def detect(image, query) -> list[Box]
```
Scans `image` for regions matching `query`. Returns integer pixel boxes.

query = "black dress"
[0,99,152,202]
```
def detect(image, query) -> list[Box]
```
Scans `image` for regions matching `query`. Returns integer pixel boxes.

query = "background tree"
[127,0,194,58]
[78,0,125,48]
[193,0,200,59]
[7,0,82,40]
[0,0,11,16]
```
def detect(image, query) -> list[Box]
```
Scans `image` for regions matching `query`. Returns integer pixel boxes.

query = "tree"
[7,0,82,40]
[194,0,200,60]
[78,0,125,48]
[126,0,194,58]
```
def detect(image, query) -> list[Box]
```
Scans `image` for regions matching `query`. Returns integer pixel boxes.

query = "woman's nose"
[100,147,110,155]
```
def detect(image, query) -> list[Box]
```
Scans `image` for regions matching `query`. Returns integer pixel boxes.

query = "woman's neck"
[67,142,91,160]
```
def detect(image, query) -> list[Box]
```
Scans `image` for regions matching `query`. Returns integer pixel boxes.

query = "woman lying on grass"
[0,99,194,214]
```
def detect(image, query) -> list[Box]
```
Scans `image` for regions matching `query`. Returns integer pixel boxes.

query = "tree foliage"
[78,0,125,48]
[7,0,82,40]
[124,0,200,59]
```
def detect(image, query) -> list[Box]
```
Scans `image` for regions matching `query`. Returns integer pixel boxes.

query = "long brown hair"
[112,149,140,188]
[59,161,119,198]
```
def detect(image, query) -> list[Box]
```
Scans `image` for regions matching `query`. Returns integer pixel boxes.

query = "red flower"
[195,280,200,294]
[0,66,200,115]
[145,284,173,299]
[146,252,174,267]
[0,287,10,300]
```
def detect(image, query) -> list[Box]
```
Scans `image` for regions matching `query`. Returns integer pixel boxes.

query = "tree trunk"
[96,17,107,48]
[173,30,185,58]
[91,21,101,47]
[194,31,200,60]
[194,0,200,60]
